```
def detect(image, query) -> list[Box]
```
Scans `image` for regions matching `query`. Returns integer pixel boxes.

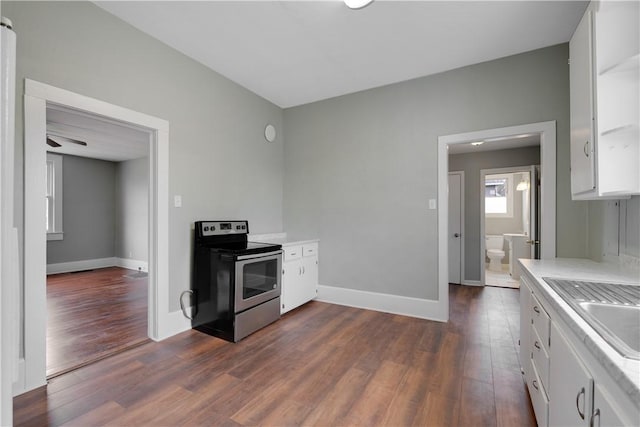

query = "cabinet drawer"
[283,245,302,262]
[531,324,550,390]
[302,242,318,257]
[531,293,550,351]
[529,363,549,427]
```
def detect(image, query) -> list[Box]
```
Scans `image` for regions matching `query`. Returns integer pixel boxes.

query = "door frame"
[20,79,170,394]
[448,171,465,285]
[438,121,556,305]
[480,165,536,286]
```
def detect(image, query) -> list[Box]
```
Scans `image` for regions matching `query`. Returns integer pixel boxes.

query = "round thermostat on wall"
[264,124,276,143]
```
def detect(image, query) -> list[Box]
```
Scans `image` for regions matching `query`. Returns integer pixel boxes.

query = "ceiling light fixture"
[471,141,484,146]
[344,0,374,10]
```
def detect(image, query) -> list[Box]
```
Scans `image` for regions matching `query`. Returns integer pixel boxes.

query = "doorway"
[20,80,170,394]
[480,166,539,288]
[437,121,556,313]
[44,106,150,377]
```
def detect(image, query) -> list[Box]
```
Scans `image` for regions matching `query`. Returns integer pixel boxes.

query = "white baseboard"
[462,280,483,286]
[116,257,148,272]
[46,257,117,274]
[46,257,149,275]
[316,284,447,322]
[157,309,192,341]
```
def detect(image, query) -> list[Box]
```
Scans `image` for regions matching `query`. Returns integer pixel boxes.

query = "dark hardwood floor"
[46,267,149,378]
[16,284,535,426]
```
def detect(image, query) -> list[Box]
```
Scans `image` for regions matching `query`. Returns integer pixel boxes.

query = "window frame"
[46,152,64,240]
[484,173,514,218]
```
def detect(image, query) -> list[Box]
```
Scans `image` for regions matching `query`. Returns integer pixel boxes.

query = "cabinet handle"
[576,387,585,420]
[589,408,600,427]
[532,379,539,391]
[533,305,540,314]
[534,341,541,350]
[302,266,305,274]
[583,140,590,158]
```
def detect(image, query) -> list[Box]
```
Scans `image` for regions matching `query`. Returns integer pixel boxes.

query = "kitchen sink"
[543,278,640,360]
[579,302,640,357]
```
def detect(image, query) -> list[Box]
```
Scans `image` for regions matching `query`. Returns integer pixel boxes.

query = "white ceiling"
[47,106,149,162]
[447,133,540,154]
[94,0,587,108]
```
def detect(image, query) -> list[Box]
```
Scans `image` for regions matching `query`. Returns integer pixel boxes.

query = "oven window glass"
[242,259,278,299]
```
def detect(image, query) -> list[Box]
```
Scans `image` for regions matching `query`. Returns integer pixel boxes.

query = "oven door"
[234,250,282,313]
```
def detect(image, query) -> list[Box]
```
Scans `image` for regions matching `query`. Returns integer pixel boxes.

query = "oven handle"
[236,250,283,261]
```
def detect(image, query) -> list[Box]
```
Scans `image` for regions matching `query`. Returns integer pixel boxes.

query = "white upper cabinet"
[570,1,640,199]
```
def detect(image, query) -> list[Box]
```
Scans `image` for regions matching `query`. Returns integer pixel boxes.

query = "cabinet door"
[301,255,318,302]
[591,383,631,427]
[519,277,532,381]
[281,259,302,314]
[570,8,596,196]
[549,323,593,427]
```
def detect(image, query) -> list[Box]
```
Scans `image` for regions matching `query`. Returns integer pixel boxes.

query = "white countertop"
[249,233,319,247]
[519,258,640,407]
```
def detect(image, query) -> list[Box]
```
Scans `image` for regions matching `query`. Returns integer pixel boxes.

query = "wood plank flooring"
[16,284,535,426]
[46,267,149,377]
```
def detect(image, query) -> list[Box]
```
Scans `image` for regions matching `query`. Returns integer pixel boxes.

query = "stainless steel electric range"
[191,220,282,342]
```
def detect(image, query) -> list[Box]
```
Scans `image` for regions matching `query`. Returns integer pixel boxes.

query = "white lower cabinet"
[549,323,593,427]
[281,242,318,314]
[519,277,532,381]
[520,269,638,427]
[592,382,630,427]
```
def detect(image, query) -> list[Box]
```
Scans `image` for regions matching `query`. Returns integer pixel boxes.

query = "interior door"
[529,165,540,259]
[448,172,462,284]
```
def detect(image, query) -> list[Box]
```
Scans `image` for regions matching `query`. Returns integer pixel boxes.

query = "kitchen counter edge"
[518,258,640,408]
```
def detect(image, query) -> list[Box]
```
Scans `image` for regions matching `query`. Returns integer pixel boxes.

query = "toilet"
[485,235,505,272]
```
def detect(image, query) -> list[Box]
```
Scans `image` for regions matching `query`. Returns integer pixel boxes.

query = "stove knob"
[242,225,246,230]
[211,226,216,231]
[204,226,209,232]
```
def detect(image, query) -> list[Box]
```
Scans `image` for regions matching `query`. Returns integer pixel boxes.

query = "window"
[485,173,513,218]
[46,153,63,240]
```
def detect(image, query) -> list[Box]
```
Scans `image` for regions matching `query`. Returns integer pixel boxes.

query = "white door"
[569,8,596,195]
[448,172,463,284]
[529,165,539,259]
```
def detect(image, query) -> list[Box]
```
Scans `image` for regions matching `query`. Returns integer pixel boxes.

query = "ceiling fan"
[46,134,88,148]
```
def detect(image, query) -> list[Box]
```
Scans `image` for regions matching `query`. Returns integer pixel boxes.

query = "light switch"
[428,199,436,210]
[174,195,182,208]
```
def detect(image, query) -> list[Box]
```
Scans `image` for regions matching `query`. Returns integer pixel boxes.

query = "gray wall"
[620,197,640,259]
[46,154,116,264]
[450,147,540,280]
[5,1,284,311]
[283,44,587,300]
[115,157,148,263]
[589,196,640,262]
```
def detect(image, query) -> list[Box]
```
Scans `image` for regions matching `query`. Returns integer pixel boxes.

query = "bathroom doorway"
[480,165,539,288]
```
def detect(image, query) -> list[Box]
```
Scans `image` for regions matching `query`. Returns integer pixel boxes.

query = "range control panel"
[198,220,249,236]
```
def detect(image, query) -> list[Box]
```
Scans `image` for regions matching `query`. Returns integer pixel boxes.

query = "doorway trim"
[448,171,465,285]
[438,121,556,302]
[21,79,170,393]
[480,166,535,286]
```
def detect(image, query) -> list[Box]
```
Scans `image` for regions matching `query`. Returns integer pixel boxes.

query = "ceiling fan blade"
[46,134,88,147]
[67,138,88,146]
[46,137,61,148]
